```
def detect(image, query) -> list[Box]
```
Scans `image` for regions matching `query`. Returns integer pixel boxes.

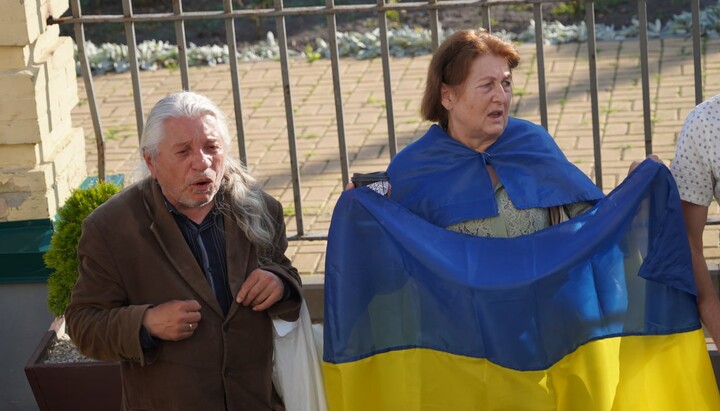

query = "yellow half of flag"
[324,329,718,410]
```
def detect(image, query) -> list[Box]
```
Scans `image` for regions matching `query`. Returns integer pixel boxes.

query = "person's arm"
[682,200,720,347]
[236,194,302,321]
[65,215,201,365]
[64,216,154,364]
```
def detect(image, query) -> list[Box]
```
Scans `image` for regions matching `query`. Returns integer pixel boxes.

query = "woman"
[385,28,604,235]
[325,29,718,410]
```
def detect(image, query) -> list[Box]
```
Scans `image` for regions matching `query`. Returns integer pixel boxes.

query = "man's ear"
[440,83,453,111]
[143,150,156,177]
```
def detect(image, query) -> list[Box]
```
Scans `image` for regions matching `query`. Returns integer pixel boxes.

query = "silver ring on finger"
[188,323,193,331]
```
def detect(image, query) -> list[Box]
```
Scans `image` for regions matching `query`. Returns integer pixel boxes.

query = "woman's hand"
[345,181,391,196]
[628,154,663,175]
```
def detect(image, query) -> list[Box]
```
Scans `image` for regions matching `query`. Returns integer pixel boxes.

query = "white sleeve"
[670,104,716,206]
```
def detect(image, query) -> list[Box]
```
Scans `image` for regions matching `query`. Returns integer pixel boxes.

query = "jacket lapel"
[142,179,224,317]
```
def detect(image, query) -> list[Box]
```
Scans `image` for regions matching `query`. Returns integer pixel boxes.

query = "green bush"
[45,181,121,317]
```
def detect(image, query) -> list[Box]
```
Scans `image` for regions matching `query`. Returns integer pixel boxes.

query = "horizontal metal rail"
[50,1,568,25]
[51,0,705,241]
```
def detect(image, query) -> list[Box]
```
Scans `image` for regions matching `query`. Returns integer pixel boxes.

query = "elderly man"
[65,91,302,410]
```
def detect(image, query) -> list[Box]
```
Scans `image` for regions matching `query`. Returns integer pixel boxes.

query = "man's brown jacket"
[65,177,302,410]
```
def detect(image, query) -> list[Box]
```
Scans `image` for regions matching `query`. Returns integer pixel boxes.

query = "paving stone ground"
[73,36,720,278]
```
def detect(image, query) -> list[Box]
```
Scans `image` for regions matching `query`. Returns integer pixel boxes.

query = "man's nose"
[192,151,212,169]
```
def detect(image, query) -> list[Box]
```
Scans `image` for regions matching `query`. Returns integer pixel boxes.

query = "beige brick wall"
[51,128,87,205]
[0,46,31,70]
[0,167,54,221]
[0,0,84,222]
[0,0,68,46]
[0,145,41,169]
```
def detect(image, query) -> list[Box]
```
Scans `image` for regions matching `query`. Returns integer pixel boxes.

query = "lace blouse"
[446,181,592,238]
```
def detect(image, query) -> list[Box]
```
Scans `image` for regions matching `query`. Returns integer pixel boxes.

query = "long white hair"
[138,91,276,258]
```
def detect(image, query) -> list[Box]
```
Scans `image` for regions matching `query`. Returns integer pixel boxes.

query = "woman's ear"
[440,83,453,111]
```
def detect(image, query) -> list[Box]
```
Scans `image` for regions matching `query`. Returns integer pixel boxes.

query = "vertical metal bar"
[223,0,248,165]
[121,0,145,141]
[638,0,653,155]
[274,0,304,236]
[533,3,548,130]
[428,0,441,50]
[585,1,603,189]
[377,0,397,157]
[481,3,491,31]
[326,0,350,187]
[70,0,105,181]
[691,0,703,105]
[172,0,190,90]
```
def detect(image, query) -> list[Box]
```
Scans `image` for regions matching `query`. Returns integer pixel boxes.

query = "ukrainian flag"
[323,161,719,410]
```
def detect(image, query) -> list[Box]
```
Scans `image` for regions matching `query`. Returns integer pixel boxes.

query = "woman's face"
[441,53,512,150]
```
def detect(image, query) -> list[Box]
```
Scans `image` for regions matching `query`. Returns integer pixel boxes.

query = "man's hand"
[142,300,202,341]
[236,268,284,311]
[628,154,663,174]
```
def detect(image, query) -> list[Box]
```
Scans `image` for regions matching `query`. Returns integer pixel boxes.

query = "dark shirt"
[166,198,295,311]
[140,198,231,350]
[169,205,233,315]
[140,191,294,350]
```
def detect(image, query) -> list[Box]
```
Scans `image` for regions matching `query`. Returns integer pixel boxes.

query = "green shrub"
[45,181,121,317]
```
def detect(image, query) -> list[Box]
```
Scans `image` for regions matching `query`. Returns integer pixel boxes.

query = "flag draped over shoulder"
[323,160,719,411]
[386,120,605,226]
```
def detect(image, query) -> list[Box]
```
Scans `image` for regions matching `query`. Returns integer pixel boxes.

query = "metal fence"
[50,0,707,240]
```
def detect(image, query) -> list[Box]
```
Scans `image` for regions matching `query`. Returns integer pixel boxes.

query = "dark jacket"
[65,177,302,410]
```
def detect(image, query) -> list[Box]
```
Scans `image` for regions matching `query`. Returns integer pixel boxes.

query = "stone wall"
[0,0,86,222]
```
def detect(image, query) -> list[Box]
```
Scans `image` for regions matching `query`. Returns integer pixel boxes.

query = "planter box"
[24,318,121,411]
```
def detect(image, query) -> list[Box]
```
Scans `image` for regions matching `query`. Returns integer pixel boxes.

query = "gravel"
[41,321,96,364]
[43,337,96,364]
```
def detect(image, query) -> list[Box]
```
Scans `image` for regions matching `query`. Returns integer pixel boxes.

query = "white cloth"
[671,93,720,206]
[272,302,328,411]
